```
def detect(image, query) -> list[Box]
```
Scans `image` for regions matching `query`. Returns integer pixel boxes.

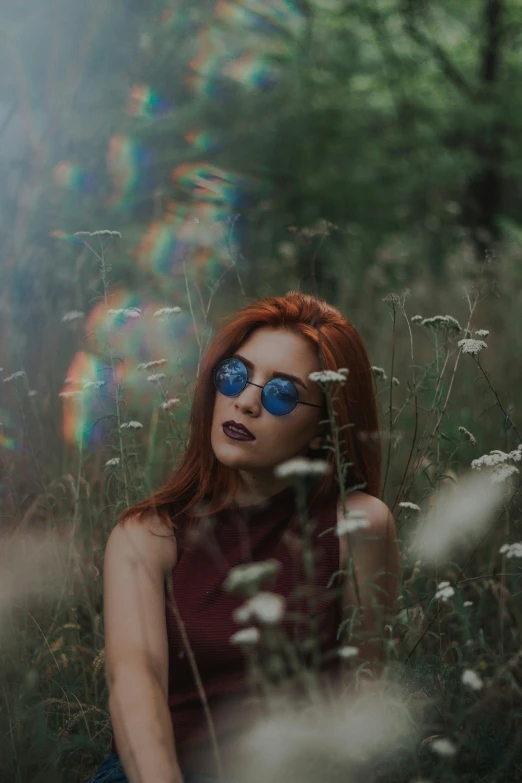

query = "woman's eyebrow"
[232,353,308,392]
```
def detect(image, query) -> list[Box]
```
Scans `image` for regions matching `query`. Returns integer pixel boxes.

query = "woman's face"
[210,326,326,501]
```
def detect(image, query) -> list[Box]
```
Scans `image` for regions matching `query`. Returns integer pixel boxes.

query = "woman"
[85,291,400,783]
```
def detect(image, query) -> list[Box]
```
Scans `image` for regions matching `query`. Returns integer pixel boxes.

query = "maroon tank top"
[111,484,344,776]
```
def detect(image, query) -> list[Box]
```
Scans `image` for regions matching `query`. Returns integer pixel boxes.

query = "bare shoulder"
[107,511,178,577]
[337,490,393,531]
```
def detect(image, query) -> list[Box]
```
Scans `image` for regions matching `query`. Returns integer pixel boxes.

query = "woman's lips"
[222,424,255,441]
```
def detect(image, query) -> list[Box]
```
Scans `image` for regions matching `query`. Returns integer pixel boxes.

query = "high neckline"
[229,484,296,514]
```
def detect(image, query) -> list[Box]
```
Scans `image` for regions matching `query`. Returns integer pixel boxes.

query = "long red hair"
[119,291,382,537]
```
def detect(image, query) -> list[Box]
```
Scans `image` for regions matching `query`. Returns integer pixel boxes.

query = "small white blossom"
[108,307,141,319]
[474,329,489,338]
[59,390,83,399]
[153,307,181,317]
[161,398,180,410]
[74,229,122,238]
[233,592,285,625]
[499,542,522,559]
[62,311,84,322]
[274,457,331,478]
[105,457,121,467]
[411,315,423,323]
[392,377,400,386]
[458,338,487,356]
[435,581,455,602]
[461,669,484,691]
[120,421,143,429]
[431,738,456,757]
[230,627,260,646]
[338,645,359,658]
[336,510,370,535]
[224,560,281,594]
[371,366,387,381]
[3,370,26,383]
[491,463,519,483]
[83,381,106,390]
[399,501,421,511]
[147,373,166,383]
[471,445,522,471]
[422,315,462,333]
[463,601,473,607]
[138,359,167,370]
[458,426,477,445]
[308,368,348,384]
[28,390,38,397]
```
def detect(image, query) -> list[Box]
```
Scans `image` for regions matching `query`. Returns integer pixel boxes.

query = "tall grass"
[1,233,522,783]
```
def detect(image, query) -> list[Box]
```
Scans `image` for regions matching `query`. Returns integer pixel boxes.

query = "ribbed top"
[111,484,343,776]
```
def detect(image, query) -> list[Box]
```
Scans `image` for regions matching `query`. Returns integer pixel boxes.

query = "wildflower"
[411,315,423,323]
[474,329,489,338]
[499,542,522,558]
[3,370,26,383]
[230,627,260,646]
[162,398,180,410]
[471,445,522,471]
[62,311,84,322]
[422,315,462,333]
[458,426,476,445]
[463,601,473,607]
[147,373,166,383]
[224,559,281,594]
[153,307,181,317]
[274,456,331,479]
[491,464,519,484]
[435,581,455,602]
[83,381,106,390]
[399,501,421,511]
[431,738,456,757]
[137,359,167,370]
[371,366,387,382]
[457,338,487,356]
[120,421,143,429]
[308,368,348,384]
[338,646,359,658]
[392,377,400,386]
[28,390,38,397]
[336,510,370,535]
[461,669,483,691]
[105,457,120,467]
[233,592,285,625]
[108,307,141,319]
[74,230,122,238]
[59,390,83,399]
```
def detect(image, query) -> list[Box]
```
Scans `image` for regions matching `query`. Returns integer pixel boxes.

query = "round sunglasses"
[213,357,324,417]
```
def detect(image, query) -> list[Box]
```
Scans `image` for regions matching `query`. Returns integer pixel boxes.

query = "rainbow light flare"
[127,84,172,119]
[0,408,20,452]
[52,162,97,194]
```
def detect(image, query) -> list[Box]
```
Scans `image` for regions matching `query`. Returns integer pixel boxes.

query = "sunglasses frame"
[213,358,324,416]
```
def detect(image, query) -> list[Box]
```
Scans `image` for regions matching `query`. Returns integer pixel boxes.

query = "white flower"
[338,646,359,658]
[399,501,421,511]
[434,581,455,602]
[457,338,487,356]
[336,510,370,535]
[233,592,285,625]
[137,359,167,370]
[120,421,143,429]
[274,457,331,478]
[392,377,400,386]
[411,315,423,323]
[224,560,281,594]
[3,370,26,383]
[371,366,387,382]
[153,307,181,317]
[108,307,141,319]
[28,390,38,397]
[308,368,348,384]
[474,329,489,338]
[471,445,522,471]
[59,390,83,398]
[147,373,166,383]
[161,398,180,410]
[431,738,456,757]
[74,229,122,238]
[499,542,522,558]
[230,627,260,646]
[458,426,477,445]
[461,669,483,691]
[62,311,84,322]
[105,457,121,467]
[463,601,473,607]
[422,315,462,333]
[82,381,106,390]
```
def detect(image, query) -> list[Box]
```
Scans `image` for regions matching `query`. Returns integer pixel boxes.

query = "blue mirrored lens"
[214,359,298,415]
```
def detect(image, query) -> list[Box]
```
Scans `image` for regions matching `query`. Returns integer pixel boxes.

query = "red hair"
[119,291,383,537]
